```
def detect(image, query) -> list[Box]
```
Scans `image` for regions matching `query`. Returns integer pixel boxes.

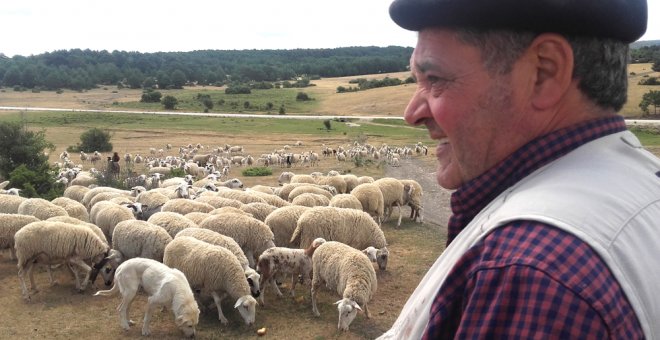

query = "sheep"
[291,193,330,207]
[240,203,277,222]
[311,241,377,331]
[88,191,133,211]
[216,178,244,189]
[161,199,215,215]
[135,190,170,209]
[288,186,333,202]
[0,213,40,260]
[175,228,262,301]
[256,238,326,305]
[91,202,139,243]
[0,195,27,214]
[248,185,276,194]
[69,174,97,187]
[51,197,90,222]
[184,212,212,225]
[264,205,310,247]
[17,198,69,220]
[63,185,90,203]
[329,194,363,210]
[290,174,316,184]
[210,206,253,218]
[315,175,347,194]
[198,213,275,268]
[342,174,359,193]
[290,207,389,270]
[351,183,385,225]
[15,221,110,301]
[374,177,413,227]
[82,186,130,209]
[211,189,267,205]
[163,236,257,325]
[47,216,108,244]
[147,211,199,238]
[110,220,173,263]
[357,176,375,185]
[400,179,424,223]
[193,195,244,209]
[277,171,295,185]
[362,246,390,271]
[246,190,291,208]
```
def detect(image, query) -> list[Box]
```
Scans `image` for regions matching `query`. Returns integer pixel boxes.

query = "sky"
[1,0,659,57]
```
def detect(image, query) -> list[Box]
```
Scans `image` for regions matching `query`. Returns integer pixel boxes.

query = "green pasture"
[112,87,319,114]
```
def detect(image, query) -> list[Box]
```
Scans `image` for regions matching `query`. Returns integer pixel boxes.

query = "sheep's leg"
[364,303,371,319]
[311,278,321,317]
[69,257,92,291]
[271,277,283,297]
[18,263,33,301]
[396,203,402,227]
[211,291,229,324]
[9,247,16,261]
[289,274,297,297]
[27,262,39,293]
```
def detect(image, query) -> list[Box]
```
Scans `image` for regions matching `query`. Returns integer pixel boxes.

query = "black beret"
[389,0,647,43]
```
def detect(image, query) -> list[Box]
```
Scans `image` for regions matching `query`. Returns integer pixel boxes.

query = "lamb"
[163,236,257,325]
[175,228,262,301]
[17,198,69,220]
[400,179,424,223]
[63,185,90,203]
[256,238,326,305]
[198,213,275,268]
[351,183,385,224]
[14,221,110,301]
[240,202,277,222]
[311,241,377,331]
[0,213,40,260]
[94,258,199,337]
[0,195,27,214]
[264,205,311,247]
[147,211,199,238]
[374,177,413,227]
[290,207,389,270]
[329,194,363,210]
[51,197,90,222]
[162,199,215,215]
[291,193,330,207]
[362,246,390,271]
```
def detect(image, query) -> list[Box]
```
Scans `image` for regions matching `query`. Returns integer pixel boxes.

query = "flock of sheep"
[0,140,426,337]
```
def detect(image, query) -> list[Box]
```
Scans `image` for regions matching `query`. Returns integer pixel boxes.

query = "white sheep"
[311,241,377,331]
[342,174,359,193]
[69,174,97,187]
[329,194,363,210]
[135,190,170,208]
[63,185,90,203]
[15,221,110,301]
[315,175,347,194]
[374,177,413,227]
[0,213,40,260]
[290,207,389,270]
[51,196,90,222]
[147,211,199,238]
[161,199,215,215]
[248,185,276,194]
[256,238,326,305]
[91,202,140,243]
[184,212,212,225]
[110,220,173,263]
[0,195,27,214]
[362,246,390,271]
[288,185,333,202]
[17,198,69,220]
[277,171,295,185]
[291,193,331,207]
[214,190,268,205]
[351,183,385,225]
[356,176,375,185]
[47,215,108,244]
[400,179,424,223]
[246,190,291,208]
[163,236,257,325]
[264,205,310,247]
[193,195,244,209]
[175,227,262,301]
[82,186,130,209]
[198,213,275,268]
[290,174,316,184]
[239,202,277,222]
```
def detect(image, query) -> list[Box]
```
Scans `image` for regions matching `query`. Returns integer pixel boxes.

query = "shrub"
[242,167,273,177]
[296,92,311,101]
[225,85,251,94]
[162,95,178,109]
[140,90,162,103]
[8,164,64,200]
[77,128,113,152]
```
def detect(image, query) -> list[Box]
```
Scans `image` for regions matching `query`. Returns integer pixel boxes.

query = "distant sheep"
[311,241,377,331]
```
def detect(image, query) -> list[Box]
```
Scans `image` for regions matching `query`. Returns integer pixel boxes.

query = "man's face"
[405,28,525,189]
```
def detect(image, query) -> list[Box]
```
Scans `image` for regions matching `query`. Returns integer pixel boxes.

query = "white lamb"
[311,241,377,331]
[163,236,257,325]
[94,258,199,337]
[14,221,110,301]
[175,227,262,301]
[256,238,326,305]
[0,213,40,260]
[198,213,275,268]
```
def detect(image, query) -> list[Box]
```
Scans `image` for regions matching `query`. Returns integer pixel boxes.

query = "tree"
[171,70,187,89]
[296,92,311,101]
[279,105,286,115]
[202,98,214,111]
[162,95,178,110]
[140,90,162,103]
[323,119,332,131]
[0,121,54,180]
[3,66,22,87]
[78,128,113,152]
[640,90,660,115]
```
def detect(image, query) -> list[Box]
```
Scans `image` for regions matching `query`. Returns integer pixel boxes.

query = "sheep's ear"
[353,302,362,311]
[234,296,247,308]
[334,300,343,305]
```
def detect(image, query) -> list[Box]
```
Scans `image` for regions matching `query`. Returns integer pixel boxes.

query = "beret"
[389,0,647,43]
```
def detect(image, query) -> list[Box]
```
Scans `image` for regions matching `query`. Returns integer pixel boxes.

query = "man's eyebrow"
[413,60,437,74]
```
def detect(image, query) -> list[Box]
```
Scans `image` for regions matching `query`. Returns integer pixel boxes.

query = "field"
[0,65,658,339]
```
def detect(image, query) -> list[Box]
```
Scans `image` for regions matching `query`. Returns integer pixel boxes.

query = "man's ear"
[528,33,574,110]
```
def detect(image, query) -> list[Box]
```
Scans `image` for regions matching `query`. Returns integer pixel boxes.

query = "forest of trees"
[0,46,413,91]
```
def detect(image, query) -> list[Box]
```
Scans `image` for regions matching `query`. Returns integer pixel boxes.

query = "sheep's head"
[125,202,145,219]
[335,298,361,331]
[226,178,244,189]
[130,186,146,197]
[234,295,257,325]
[245,268,261,298]
[376,247,389,271]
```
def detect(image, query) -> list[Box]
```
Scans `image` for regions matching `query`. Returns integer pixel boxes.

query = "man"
[380,0,660,338]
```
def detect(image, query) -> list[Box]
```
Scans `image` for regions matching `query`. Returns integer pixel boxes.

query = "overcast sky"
[1,0,658,57]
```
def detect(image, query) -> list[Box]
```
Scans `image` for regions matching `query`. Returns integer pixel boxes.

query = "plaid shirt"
[424,116,645,339]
